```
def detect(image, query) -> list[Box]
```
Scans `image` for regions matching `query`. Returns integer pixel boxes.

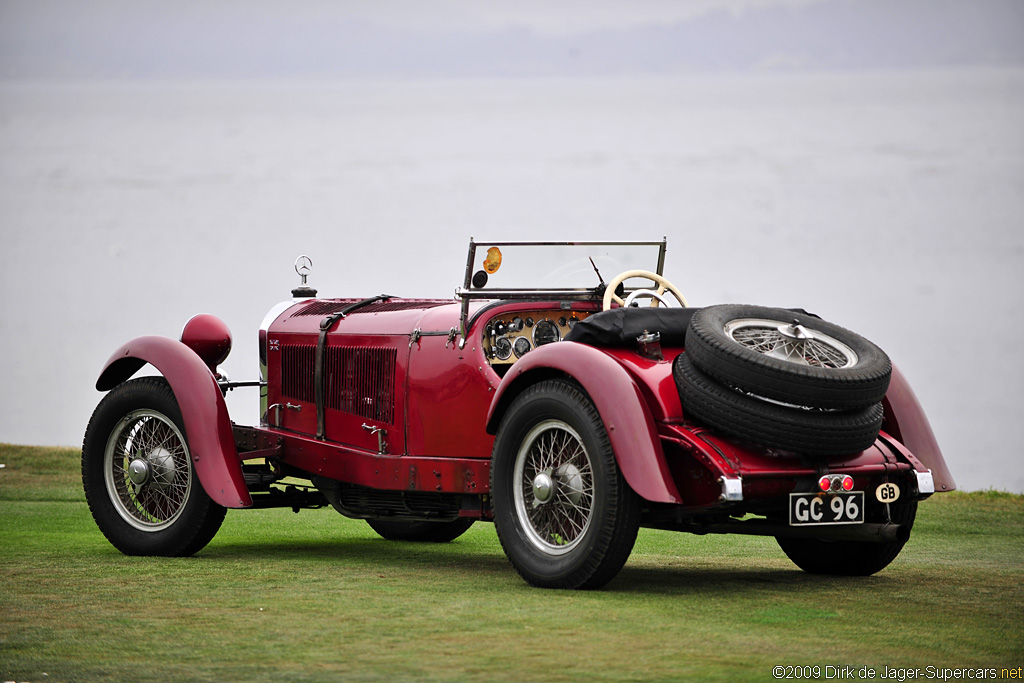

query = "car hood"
[266,297,466,337]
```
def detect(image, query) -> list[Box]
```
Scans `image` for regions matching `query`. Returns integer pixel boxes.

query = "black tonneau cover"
[564,307,698,348]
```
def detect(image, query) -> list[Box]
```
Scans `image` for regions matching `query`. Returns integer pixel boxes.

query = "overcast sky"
[2,0,1022,80]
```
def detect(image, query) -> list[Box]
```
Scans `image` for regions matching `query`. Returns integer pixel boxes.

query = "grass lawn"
[1,443,1021,682]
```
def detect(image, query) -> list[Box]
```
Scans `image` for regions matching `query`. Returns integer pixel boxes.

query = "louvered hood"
[261,297,461,449]
[269,297,458,336]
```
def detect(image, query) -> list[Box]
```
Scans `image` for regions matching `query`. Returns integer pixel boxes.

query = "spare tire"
[674,353,885,456]
[685,304,891,410]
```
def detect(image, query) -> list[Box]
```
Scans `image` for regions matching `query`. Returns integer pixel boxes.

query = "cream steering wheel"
[602,270,688,311]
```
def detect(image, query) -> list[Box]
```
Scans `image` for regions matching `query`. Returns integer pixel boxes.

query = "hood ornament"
[292,255,318,298]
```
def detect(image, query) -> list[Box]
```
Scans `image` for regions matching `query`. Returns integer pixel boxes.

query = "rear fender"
[486,342,681,504]
[96,336,252,508]
[882,364,956,492]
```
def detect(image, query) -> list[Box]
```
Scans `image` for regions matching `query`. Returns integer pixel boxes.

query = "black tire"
[776,501,917,575]
[686,304,891,410]
[366,518,475,543]
[82,377,226,556]
[491,379,641,589]
[675,353,884,456]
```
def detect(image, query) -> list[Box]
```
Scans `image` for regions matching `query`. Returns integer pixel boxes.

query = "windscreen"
[463,241,665,293]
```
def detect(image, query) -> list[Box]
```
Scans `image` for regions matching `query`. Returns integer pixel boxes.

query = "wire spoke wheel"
[514,420,595,555]
[725,318,858,369]
[491,379,640,589]
[104,409,192,531]
[83,377,225,556]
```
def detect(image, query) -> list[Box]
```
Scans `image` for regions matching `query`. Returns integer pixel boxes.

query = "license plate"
[789,492,865,526]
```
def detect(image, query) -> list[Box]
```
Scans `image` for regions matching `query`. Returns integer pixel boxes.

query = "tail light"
[818,474,855,492]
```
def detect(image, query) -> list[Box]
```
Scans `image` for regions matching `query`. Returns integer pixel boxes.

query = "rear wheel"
[776,501,917,575]
[366,518,474,543]
[491,379,640,589]
[82,377,225,556]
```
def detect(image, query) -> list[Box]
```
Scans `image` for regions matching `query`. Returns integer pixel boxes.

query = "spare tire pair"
[674,304,892,456]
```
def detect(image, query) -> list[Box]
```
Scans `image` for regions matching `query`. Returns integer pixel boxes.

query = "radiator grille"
[280,343,397,424]
[280,344,316,403]
[326,346,397,424]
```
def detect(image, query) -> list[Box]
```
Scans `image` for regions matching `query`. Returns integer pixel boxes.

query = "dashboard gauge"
[493,337,513,361]
[568,316,579,328]
[525,317,534,328]
[512,316,524,332]
[533,319,560,347]
[513,336,532,358]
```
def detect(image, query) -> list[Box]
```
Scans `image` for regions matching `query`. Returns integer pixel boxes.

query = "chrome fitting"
[719,477,743,502]
[913,469,935,495]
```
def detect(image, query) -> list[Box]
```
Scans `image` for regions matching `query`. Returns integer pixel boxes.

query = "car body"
[82,238,954,588]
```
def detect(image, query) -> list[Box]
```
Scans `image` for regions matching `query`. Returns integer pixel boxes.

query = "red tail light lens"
[817,474,856,492]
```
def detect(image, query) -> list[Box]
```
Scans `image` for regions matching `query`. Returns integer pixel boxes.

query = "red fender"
[883,364,956,492]
[96,336,252,508]
[486,342,681,504]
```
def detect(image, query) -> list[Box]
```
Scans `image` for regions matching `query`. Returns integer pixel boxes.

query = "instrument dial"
[494,337,512,360]
[533,319,560,347]
[513,336,532,358]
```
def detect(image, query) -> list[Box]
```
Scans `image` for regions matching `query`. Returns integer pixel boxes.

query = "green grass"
[1,444,1021,682]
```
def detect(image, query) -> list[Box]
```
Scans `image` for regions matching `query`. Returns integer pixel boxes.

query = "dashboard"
[483,309,592,367]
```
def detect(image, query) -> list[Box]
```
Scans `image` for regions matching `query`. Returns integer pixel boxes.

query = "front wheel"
[776,501,917,575]
[82,377,226,556]
[491,379,641,589]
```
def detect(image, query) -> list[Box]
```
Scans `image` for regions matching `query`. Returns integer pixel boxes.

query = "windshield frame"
[454,237,667,345]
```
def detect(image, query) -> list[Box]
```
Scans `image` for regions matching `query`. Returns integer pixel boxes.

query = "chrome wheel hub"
[778,320,813,341]
[127,458,150,486]
[513,420,595,555]
[532,471,554,505]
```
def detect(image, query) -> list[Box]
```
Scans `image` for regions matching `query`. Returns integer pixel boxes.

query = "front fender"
[97,336,252,508]
[486,342,681,504]
[883,364,956,492]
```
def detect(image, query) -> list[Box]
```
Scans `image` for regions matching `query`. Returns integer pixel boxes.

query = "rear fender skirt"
[882,365,956,492]
[486,341,681,504]
[96,336,252,508]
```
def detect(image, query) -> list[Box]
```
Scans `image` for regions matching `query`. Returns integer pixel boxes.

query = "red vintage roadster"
[82,239,954,589]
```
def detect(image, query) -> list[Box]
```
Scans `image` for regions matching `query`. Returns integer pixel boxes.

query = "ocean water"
[1,69,1022,492]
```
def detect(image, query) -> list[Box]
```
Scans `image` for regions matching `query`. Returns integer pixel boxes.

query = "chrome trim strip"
[259,299,302,419]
